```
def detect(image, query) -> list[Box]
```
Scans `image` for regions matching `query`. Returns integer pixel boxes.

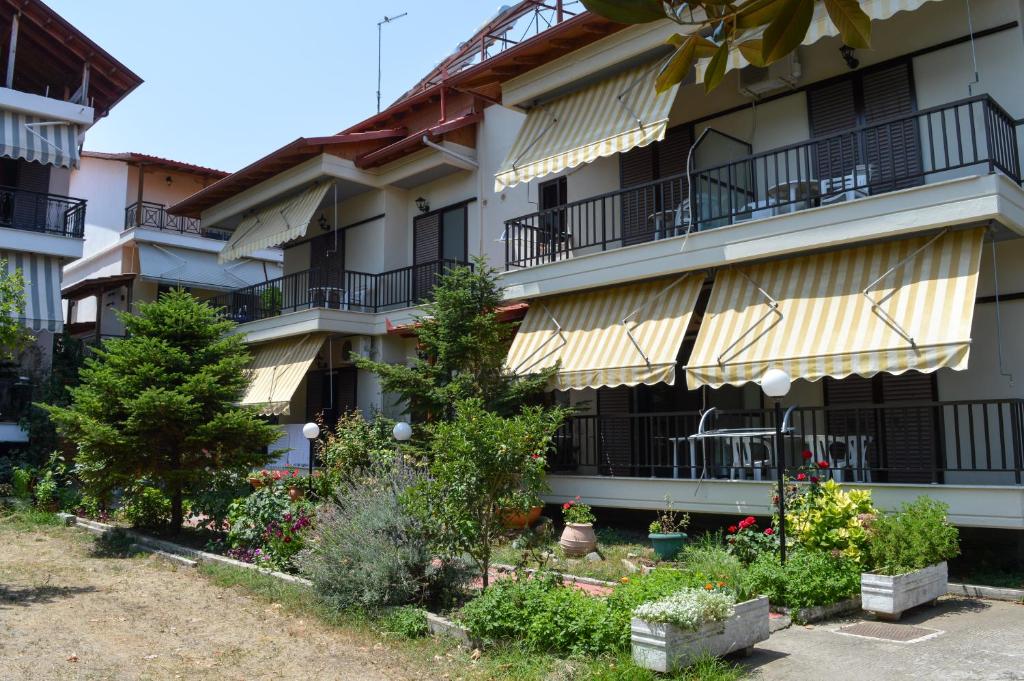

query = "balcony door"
[618,124,694,245]
[413,203,467,302]
[808,60,922,197]
[306,365,357,427]
[309,230,345,308]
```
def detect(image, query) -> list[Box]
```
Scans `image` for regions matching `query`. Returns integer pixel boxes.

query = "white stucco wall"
[70,156,130,257]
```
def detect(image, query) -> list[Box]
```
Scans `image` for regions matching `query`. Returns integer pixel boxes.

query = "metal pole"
[775,400,787,565]
[5,14,18,90]
[376,13,408,113]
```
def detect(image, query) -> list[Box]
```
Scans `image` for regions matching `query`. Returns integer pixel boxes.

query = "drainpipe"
[421,136,478,168]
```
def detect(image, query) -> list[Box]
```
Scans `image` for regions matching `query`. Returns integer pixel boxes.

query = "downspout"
[421,135,478,168]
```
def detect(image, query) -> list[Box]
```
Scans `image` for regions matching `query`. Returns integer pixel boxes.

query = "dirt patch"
[0,521,431,680]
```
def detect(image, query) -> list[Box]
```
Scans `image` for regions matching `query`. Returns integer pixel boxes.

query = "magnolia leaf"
[580,0,667,24]
[703,41,730,93]
[656,34,698,93]
[735,0,787,29]
[737,39,767,68]
[691,33,720,57]
[761,0,814,65]
[824,0,872,49]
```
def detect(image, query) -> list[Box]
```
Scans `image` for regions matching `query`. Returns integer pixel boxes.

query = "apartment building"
[62,151,283,342]
[170,0,1024,529]
[0,0,141,445]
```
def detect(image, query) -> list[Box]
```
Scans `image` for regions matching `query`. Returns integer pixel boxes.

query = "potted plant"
[284,468,305,501]
[631,587,770,672]
[558,496,597,556]
[861,497,960,620]
[648,495,690,560]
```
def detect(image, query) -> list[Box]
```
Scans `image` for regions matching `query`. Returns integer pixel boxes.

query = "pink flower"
[796,473,807,481]
[764,528,775,536]
[810,475,820,484]
[563,503,571,510]
[727,525,738,534]
[817,460,830,469]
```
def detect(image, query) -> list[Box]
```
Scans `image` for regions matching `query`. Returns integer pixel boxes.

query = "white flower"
[633,588,735,631]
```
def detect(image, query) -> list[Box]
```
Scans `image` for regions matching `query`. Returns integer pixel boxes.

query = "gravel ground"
[0,520,427,681]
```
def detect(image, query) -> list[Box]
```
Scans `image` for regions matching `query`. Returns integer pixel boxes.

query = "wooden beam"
[5,12,17,89]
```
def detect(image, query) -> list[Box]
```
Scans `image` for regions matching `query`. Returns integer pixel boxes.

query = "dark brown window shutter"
[808,79,859,184]
[879,372,937,483]
[657,125,695,222]
[861,62,922,191]
[619,142,656,246]
[413,212,441,301]
[597,386,633,475]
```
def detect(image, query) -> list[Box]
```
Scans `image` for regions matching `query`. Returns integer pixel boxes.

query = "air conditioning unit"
[739,52,801,98]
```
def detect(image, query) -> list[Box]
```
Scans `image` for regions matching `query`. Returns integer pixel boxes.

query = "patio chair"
[820,164,873,205]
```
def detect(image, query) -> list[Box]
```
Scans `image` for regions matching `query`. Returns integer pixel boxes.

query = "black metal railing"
[548,399,1024,486]
[505,95,1022,269]
[0,186,86,238]
[208,259,469,323]
[124,201,231,241]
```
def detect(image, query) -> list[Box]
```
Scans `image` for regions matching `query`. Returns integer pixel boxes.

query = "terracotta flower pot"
[500,505,543,529]
[288,486,305,502]
[559,522,597,556]
[249,478,264,489]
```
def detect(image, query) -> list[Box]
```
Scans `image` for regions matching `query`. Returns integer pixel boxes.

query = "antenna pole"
[376,12,408,113]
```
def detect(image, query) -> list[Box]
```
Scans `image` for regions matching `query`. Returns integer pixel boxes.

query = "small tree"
[44,289,280,529]
[354,258,554,421]
[405,398,566,587]
[0,259,31,361]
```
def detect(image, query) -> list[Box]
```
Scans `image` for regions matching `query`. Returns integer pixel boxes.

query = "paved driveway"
[746,597,1024,681]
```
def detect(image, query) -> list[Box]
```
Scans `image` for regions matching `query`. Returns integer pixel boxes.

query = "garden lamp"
[760,368,791,565]
[393,421,412,442]
[303,422,320,491]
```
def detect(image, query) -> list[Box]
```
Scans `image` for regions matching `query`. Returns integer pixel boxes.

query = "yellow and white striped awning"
[242,334,326,416]
[494,61,681,192]
[685,228,984,389]
[506,274,705,390]
[696,0,942,82]
[219,181,331,263]
[0,111,80,168]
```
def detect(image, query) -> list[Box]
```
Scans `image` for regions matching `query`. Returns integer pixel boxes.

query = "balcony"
[209,259,469,323]
[504,95,1022,270]
[549,400,1024,486]
[124,201,231,241]
[0,186,86,238]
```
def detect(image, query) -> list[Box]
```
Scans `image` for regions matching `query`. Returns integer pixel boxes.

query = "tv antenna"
[377,12,408,113]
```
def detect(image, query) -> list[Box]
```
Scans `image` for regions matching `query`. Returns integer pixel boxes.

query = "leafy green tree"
[583,0,872,92]
[354,258,554,421]
[405,399,567,587]
[0,259,31,360]
[44,290,280,529]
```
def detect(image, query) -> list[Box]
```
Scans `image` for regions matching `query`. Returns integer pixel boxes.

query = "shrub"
[632,588,735,631]
[11,467,32,499]
[747,548,861,612]
[867,496,960,575]
[298,457,466,612]
[725,516,778,565]
[314,410,396,491]
[784,479,876,565]
[459,574,554,644]
[675,541,754,602]
[226,480,313,571]
[378,606,429,639]
[605,569,693,649]
[119,485,172,529]
[188,470,250,531]
[33,471,58,508]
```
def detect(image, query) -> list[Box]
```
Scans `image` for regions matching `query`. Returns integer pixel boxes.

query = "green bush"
[867,496,960,575]
[785,479,876,565]
[11,467,32,499]
[188,470,250,531]
[605,569,692,649]
[119,485,172,529]
[675,541,754,601]
[226,481,312,571]
[378,606,429,639]
[33,471,58,508]
[747,548,861,612]
[314,410,396,492]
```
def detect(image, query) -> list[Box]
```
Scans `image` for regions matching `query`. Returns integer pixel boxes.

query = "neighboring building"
[0,0,141,445]
[62,152,283,343]
[171,0,1024,532]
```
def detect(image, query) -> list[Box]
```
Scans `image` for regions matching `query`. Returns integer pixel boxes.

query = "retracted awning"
[218,181,331,264]
[685,228,985,389]
[1,250,62,332]
[0,111,80,168]
[505,274,705,390]
[696,0,941,82]
[241,334,326,416]
[138,243,271,291]
[494,61,681,192]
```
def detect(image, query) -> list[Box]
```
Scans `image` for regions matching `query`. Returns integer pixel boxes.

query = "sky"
[47,0,497,172]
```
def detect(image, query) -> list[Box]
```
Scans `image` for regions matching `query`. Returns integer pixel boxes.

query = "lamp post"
[393,421,413,442]
[302,422,320,493]
[760,368,791,565]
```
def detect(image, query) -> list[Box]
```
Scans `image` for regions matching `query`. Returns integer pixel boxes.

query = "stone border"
[774,596,862,624]
[948,581,1024,602]
[491,562,618,588]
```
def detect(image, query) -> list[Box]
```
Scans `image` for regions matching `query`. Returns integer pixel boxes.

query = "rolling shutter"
[413,212,440,302]
[861,62,922,192]
[808,79,859,188]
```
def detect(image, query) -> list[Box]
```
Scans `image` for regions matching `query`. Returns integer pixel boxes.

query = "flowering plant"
[726,515,779,564]
[562,496,595,525]
[226,481,315,571]
[781,477,876,565]
[262,507,313,569]
[632,587,735,631]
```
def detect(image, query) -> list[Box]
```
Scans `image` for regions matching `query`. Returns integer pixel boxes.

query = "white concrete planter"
[861,561,948,619]
[631,596,770,673]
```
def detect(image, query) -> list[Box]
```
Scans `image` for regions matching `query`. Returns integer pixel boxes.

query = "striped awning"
[241,334,326,416]
[0,111,80,168]
[219,182,331,263]
[506,274,705,390]
[494,61,681,192]
[696,0,941,82]
[1,250,62,332]
[685,228,984,389]
[138,243,271,291]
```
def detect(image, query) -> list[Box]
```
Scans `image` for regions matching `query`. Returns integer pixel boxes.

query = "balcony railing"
[505,94,1022,270]
[208,259,470,323]
[0,186,86,238]
[548,400,1024,486]
[124,201,231,241]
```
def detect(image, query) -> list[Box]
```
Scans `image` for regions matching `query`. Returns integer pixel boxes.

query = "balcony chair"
[804,434,872,482]
[648,202,692,239]
[820,164,874,205]
[727,438,773,481]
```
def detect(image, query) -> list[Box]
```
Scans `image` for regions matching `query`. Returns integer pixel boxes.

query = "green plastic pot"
[649,532,688,560]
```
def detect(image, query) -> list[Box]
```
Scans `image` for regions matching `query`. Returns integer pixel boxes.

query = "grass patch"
[958,568,1024,590]
[492,527,656,582]
[0,504,62,531]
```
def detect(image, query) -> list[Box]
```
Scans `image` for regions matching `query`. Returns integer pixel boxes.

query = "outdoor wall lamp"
[840,45,859,70]
[393,421,413,441]
[415,196,429,213]
[317,213,330,231]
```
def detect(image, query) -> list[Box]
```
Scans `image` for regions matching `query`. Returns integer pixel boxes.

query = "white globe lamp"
[302,422,320,440]
[393,421,413,442]
[760,368,791,398]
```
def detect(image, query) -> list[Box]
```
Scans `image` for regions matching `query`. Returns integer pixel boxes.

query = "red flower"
[810,476,820,483]
[817,460,830,469]
[531,453,540,459]
[563,503,571,510]
[764,528,775,536]
[801,450,813,460]
[727,525,738,534]
[796,473,807,481]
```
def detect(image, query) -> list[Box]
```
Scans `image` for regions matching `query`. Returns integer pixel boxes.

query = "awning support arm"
[716,269,783,366]
[511,110,558,170]
[621,273,696,368]
[862,228,949,349]
[511,303,567,374]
